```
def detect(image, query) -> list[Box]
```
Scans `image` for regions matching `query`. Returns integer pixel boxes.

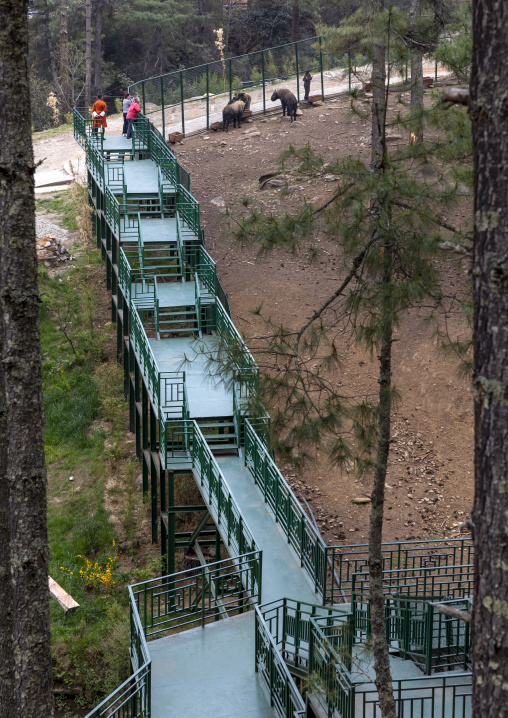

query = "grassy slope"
[40,189,159,709]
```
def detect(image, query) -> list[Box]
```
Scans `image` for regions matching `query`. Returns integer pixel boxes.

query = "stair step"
[198,422,235,430]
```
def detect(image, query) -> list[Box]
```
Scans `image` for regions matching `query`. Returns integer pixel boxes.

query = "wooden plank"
[48,576,80,613]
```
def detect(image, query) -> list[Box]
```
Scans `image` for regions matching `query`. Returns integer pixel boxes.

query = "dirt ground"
[168,85,474,546]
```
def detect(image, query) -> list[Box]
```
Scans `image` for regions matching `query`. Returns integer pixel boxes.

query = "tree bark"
[94,0,104,97]
[470,0,508,713]
[0,0,53,714]
[409,0,423,142]
[42,0,56,81]
[369,308,397,718]
[85,0,92,107]
[291,4,300,43]
[59,0,70,111]
[367,3,396,716]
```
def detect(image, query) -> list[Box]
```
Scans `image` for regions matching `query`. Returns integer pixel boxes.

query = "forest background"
[29,0,368,130]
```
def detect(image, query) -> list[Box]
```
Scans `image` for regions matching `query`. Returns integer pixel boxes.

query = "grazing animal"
[222,100,246,131]
[235,92,252,110]
[271,88,298,122]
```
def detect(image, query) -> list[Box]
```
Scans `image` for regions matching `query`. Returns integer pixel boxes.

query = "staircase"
[196,417,239,453]
[158,305,199,337]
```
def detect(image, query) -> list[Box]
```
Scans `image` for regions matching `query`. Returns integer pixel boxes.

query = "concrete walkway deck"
[150,613,273,718]
[217,456,317,605]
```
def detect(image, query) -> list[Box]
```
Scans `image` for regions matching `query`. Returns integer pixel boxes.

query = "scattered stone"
[352,497,371,505]
[312,101,324,107]
[36,235,72,265]
[210,196,226,208]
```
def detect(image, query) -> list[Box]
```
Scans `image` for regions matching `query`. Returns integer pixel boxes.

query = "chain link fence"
[129,37,360,138]
[129,36,445,139]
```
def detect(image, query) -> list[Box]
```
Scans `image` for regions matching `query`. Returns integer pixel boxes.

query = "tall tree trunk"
[0,0,53,714]
[42,0,56,80]
[291,4,300,43]
[369,307,397,718]
[59,0,70,111]
[0,293,14,718]
[85,0,92,107]
[409,0,423,142]
[470,0,508,713]
[94,0,104,96]
[368,3,396,716]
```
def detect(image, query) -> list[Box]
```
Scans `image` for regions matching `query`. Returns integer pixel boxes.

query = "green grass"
[33,122,73,142]
[37,190,79,230]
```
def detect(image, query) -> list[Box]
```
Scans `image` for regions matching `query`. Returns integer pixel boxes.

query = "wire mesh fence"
[129,37,364,138]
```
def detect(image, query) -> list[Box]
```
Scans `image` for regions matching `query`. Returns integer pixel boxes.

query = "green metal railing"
[259,598,351,677]
[84,585,151,718]
[132,551,262,638]
[255,605,306,718]
[177,185,200,236]
[351,562,474,601]
[324,537,474,604]
[245,420,328,599]
[352,591,472,675]
[160,419,260,562]
[130,303,162,410]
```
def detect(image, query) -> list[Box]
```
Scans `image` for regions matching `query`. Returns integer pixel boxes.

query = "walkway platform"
[218,456,318,605]
[149,336,233,418]
[105,159,162,195]
[135,281,194,308]
[103,135,133,152]
[140,217,178,243]
[150,613,273,718]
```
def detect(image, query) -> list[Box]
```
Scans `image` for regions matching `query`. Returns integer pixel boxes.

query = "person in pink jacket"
[126,97,141,139]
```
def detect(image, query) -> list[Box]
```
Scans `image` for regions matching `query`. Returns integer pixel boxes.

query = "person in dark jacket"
[122,93,132,136]
[303,71,313,101]
[126,97,141,139]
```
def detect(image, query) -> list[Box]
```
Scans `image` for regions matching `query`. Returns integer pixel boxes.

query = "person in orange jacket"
[92,94,108,135]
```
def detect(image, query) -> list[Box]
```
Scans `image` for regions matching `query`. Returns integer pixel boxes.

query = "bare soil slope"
[172,88,473,546]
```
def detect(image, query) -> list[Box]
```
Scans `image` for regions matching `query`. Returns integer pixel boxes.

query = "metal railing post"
[262,50,266,114]
[348,52,352,92]
[180,70,185,136]
[206,65,210,130]
[229,58,233,101]
[160,76,165,140]
[295,41,300,102]
[142,81,146,114]
[319,36,325,102]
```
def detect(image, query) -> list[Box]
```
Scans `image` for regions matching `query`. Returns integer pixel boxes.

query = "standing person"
[122,93,132,136]
[92,94,107,135]
[303,70,312,101]
[126,96,140,139]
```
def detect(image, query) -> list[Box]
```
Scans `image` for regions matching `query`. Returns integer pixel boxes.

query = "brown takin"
[233,92,252,110]
[222,100,246,131]
[271,88,298,122]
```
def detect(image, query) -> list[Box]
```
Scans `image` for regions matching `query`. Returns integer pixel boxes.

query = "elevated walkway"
[75,108,473,718]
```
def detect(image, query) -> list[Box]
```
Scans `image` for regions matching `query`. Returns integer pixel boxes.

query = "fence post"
[229,58,233,101]
[180,70,185,136]
[142,81,146,114]
[348,52,352,92]
[261,50,266,114]
[319,35,325,103]
[160,75,165,140]
[206,64,210,130]
[435,57,438,82]
[295,41,300,102]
